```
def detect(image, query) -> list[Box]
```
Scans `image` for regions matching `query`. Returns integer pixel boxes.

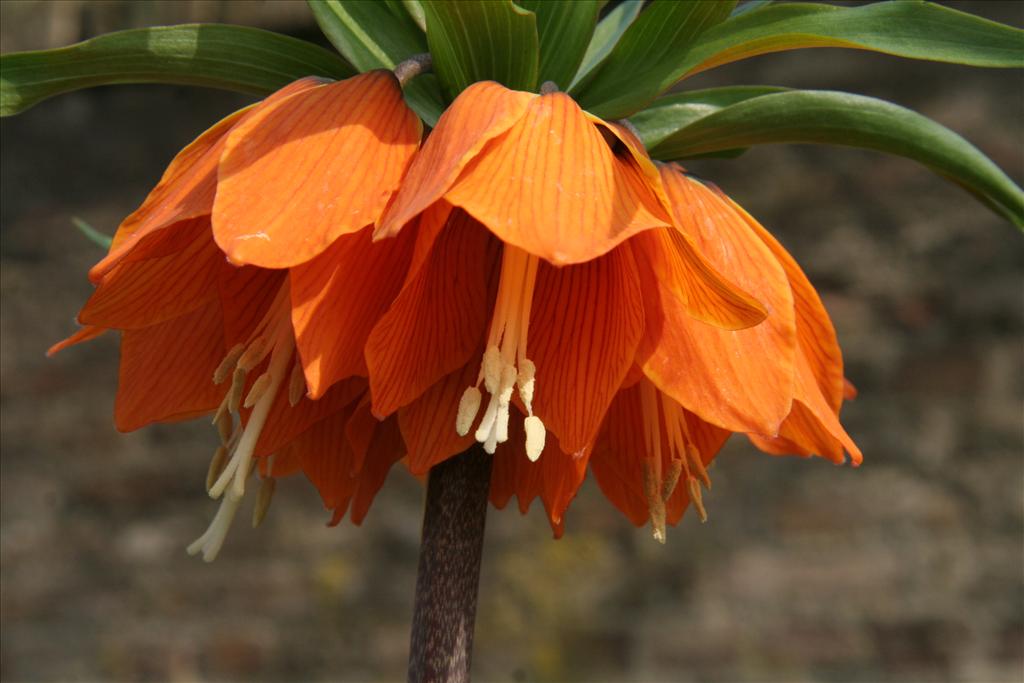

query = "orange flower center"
[456,245,546,460]
[638,379,712,543]
[188,283,300,561]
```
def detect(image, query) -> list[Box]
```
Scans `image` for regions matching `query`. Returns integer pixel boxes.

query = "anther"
[524,416,546,462]
[206,446,229,493]
[213,343,246,384]
[661,458,683,503]
[252,477,276,528]
[643,460,667,543]
[228,367,246,413]
[215,411,233,446]
[456,386,482,436]
[237,335,272,372]
[287,361,306,407]
[688,477,708,523]
[243,373,272,409]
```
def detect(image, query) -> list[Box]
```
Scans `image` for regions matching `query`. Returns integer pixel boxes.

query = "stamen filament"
[457,245,546,460]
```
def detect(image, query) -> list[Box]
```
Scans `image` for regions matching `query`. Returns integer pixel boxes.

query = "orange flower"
[584,166,863,540]
[52,71,423,559]
[370,82,766,472]
[53,74,862,551]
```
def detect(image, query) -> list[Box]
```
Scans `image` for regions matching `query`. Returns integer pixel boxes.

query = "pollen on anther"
[524,415,546,461]
[456,386,482,436]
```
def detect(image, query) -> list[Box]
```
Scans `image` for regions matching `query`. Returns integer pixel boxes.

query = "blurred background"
[1,1,1022,681]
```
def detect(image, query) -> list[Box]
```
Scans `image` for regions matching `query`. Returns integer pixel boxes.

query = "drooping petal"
[115,299,225,431]
[443,92,672,265]
[214,71,422,268]
[217,264,286,348]
[91,77,325,283]
[252,376,367,459]
[399,354,480,476]
[290,226,417,399]
[749,351,862,465]
[366,212,498,418]
[490,413,588,536]
[715,188,846,413]
[637,166,797,435]
[79,221,221,329]
[589,386,650,527]
[348,416,405,525]
[529,242,644,455]
[47,325,106,357]
[376,81,535,239]
[279,407,359,521]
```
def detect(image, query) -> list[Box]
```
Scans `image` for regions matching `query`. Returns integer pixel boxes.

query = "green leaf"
[421,0,539,98]
[676,1,1024,78]
[629,85,788,149]
[72,217,113,249]
[517,0,600,89]
[647,90,1024,228]
[307,0,444,124]
[571,0,736,120]
[570,0,643,89]
[0,23,355,117]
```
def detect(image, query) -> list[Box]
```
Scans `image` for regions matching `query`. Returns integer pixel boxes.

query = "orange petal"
[637,168,796,435]
[376,81,535,239]
[47,325,106,357]
[214,71,422,268]
[217,264,287,348]
[490,411,589,533]
[843,377,859,400]
[399,352,480,476]
[444,92,672,265]
[79,220,221,329]
[749,351,862,465]
[366,212,499,418]
[280,408,359,520]
[530,243,644,455]
[348,416,406,525]
[290,226,416,399]
[716,188,846,413]
[260,449,303,479]
[253,376,367,459]
[114,300,225,431]
[90,77,324,283]
[589,385,650,527]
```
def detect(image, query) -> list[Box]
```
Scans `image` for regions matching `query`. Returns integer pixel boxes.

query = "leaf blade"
[570,0,644,89]
[677,1,1024,78]
[571,0,736,120]
[421,0,539,98]
[648,89,1024,228]
[0,23,355,117]
[517,0,601,89]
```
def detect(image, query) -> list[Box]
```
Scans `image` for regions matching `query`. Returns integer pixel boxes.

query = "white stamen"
[524,415,546,461]
[186,488,244,562]
[456,386,482,436]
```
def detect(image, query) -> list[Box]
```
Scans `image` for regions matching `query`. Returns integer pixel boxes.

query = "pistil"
[456,245,546,460]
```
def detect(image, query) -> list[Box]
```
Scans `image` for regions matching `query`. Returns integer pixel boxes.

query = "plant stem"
[407,446,492,683]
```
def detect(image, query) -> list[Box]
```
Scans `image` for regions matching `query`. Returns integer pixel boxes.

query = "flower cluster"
[53,70,860,559]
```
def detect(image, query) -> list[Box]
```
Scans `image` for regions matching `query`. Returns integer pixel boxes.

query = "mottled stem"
[408,446,492,683]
